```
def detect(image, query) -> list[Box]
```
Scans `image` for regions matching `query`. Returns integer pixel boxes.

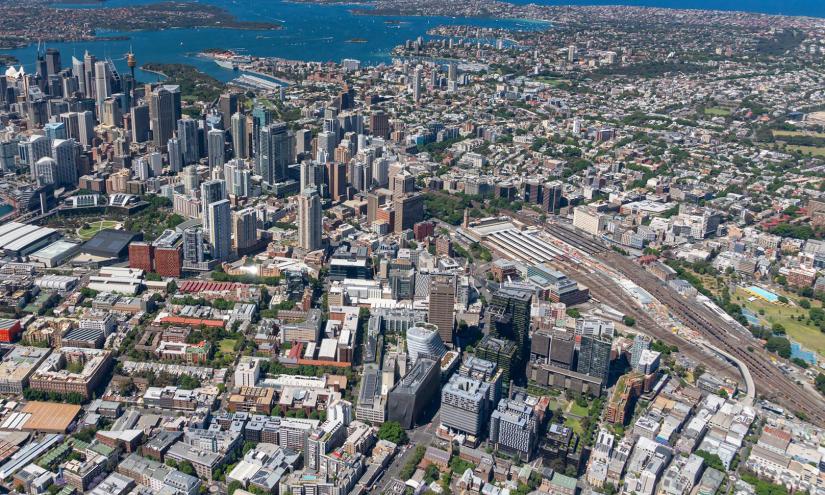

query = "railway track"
[603,252,825,426]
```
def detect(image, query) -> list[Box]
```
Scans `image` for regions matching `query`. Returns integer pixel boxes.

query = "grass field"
[786,145,825,157]
[772,130,825,138]
[704,107,732,116]
[733,288,825,356]
[77,220,121,240]
[219,339,238,354]
[568,402,589,417]
[564,417,584,435]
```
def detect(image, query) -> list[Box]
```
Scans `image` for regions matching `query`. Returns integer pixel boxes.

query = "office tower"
[33,157,58,187]
[0,75,7,104]
[448,62,457,82]
[394,193,424,233]
[441,374,491,438]
[177,118,199,164]
[83,51,96,100]
[131,105,150,143]
[405,323,446,367]
[387,357,439,429]
[77,111,95,147]
[230,112,247,159]
[44,122,67,143]
[101,97,122,127]
[489,396,538,461]
[71,56,85,97]
[150,87,176,148]
[58,113,80,141]
[487,286,533,373]
[207,128,225,168]
[200,179,226,235]
[259,122,291,185]
[631,335,651,369]
[218,93,238,130]
[316,131,337,161]
[577,334,612,384]
[94,60,110,107]
[568,44,576,62]
[297,188,322,251]
[181,165,199,195]
[295,128,312,158]
[373,157,389,187]
[412,67,422,102]
[300,161,323,194]
[134,157,150,181]
[147,152,163,177]
[19,135,50,167]
[232,207,258,252]
[51,139,78,186]
[167,137,183,173]
[183,227,205,263]
[369,111,389,139]
[393,170,415,196]
[543,181,563,213]
[429,274,456,344]
[27,99,49,127]
[0,141,17,172]
[45,48,61,77]
[476,336,518,385]
[326,162,347,202]
[207,199,231,262]
[251,106,273,168]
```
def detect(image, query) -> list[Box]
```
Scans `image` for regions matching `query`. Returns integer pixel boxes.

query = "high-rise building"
[150,87,177,148]
[200,180,226,235]
[44,122,67,143]
[77,111,95,147]
[51,138,78,186]
[475,336,518,385]
[251,106,273,169]
[19,135,50,167]
[167,137,183,173]
[45,48,61,77]
[394,193,424,233]
[33,157,58,187]
[218,93,238,130]
[297,188,322,251]
[369,111,389,139]
[387,357,439,429]
[233,208,258,253]
[131,105,150,143]
[178,118,199,164]
[207,128,225,168]
[183,227,205,264]
[405,323,447,364]
[441,374,491,438]
[59,112,80,141]
[207,199,231,262]
[83,51,96,100]
[412,67,422,102]
[630,335,651,369]
[326,162,347,202]
[577,334,612,384]
[230,112,247,159]
[487,286,533,376]
[489,395,538,461]
[94,60,110,108]
[429,274,456,344]
[259,122,291,184]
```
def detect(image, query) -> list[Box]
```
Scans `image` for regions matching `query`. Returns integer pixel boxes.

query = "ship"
[214,59,238,70]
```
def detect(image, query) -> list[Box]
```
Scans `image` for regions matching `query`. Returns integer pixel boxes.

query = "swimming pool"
[746,286,779,303]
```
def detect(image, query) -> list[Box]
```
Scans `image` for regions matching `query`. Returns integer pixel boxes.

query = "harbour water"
[0,0,822,82]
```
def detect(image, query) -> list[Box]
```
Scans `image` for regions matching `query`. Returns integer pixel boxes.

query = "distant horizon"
[507,0,825,18]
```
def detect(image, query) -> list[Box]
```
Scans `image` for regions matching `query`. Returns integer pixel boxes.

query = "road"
[373,412,439,493]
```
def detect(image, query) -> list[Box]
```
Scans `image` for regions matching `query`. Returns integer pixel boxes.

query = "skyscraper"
[577,334,612,384]
[83,51,96,100]
[45,48,61,77]
[44,122,67,143]
[441,374,491,438]
[259,122,292,185]
[369,111,389,139]
[207,199,231,262]
[412,67,422,102]
[183,227,205,264]
[131,105,150,143]
[297,188,322,251]
[77,111,95,147]
[218,93,238,130]
[94,60,110,108]
[167,137,183,173]
[207,128,225,169]
[51,138,78,186]
[487,286,533,381]
[230,112,247,159]
[150,87,176,148]
[429,274,456,344]
[232,208,258,253]
[19,135,50,167]
[394,193,424,233]
[251,106,273,170]
[200,179,226,235]
[71,56,86,97]
[177,118,199,164]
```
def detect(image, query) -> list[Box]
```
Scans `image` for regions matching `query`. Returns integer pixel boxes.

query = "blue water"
[0,0,546,82]
[746,286,779,303]
[791,342,817,363]
[1,0,822,82]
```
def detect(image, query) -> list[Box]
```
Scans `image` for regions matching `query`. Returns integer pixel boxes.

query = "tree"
[178,461,196,476]
[623,316,636,327]
[227,480,243,495]
[566,308,581,319]
[377,421,408,445]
